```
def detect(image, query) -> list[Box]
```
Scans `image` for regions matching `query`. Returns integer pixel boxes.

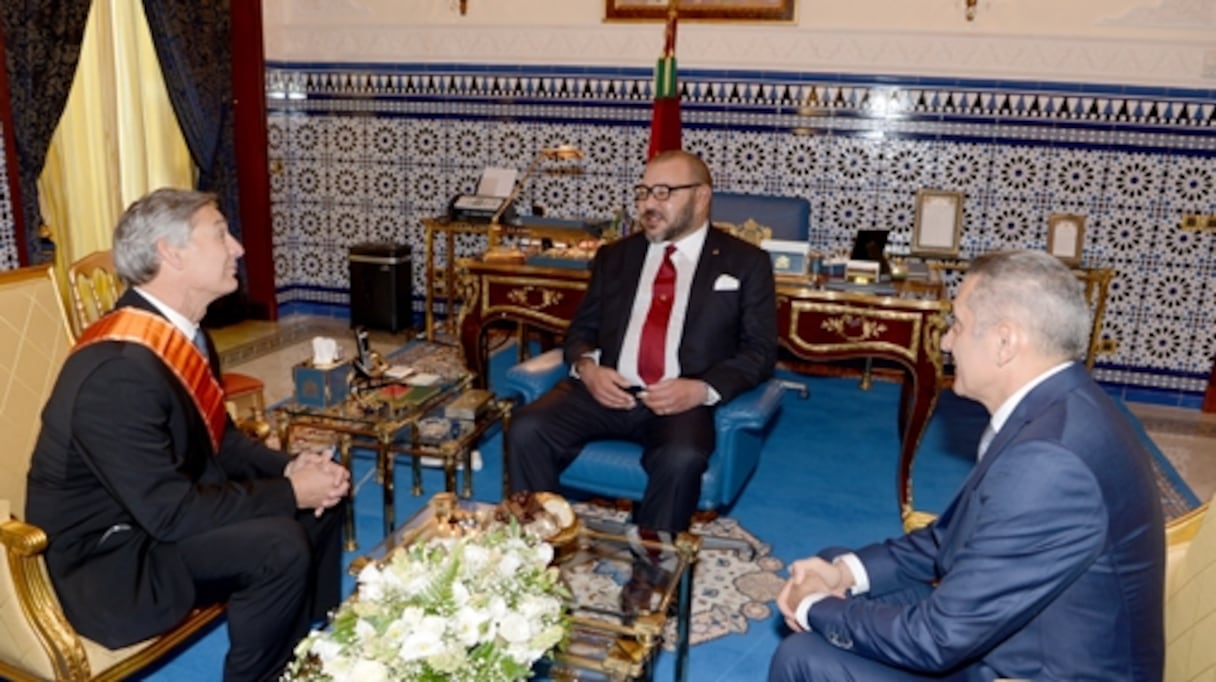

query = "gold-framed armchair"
[0,265,222,681]
[1164,495,1215,681]
[65,250,123,338]
[65,249,268,436]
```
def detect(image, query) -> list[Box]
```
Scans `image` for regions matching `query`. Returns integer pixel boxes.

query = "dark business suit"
[509,226,777,531]
[771,363,1165,681]
[26,290,342,681]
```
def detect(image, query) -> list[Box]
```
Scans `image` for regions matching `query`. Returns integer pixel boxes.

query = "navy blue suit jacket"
[809,363,1165,680]
[563,226,777,403]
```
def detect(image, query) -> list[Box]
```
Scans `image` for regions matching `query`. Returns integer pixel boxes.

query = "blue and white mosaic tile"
[266,63,1216,398]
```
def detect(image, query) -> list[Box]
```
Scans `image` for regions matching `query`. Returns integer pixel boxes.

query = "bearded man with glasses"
[507,149,777,534]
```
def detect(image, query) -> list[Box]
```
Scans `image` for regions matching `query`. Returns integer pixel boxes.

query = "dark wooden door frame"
[231,1,275,320]
[0,20,29,266]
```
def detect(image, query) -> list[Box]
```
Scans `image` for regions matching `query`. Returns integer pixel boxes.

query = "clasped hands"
[776,557,854,632]
[285,448,350,517]
[578,361,706,415]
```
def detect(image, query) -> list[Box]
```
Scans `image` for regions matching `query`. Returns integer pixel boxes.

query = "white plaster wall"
[262,0,1216,87]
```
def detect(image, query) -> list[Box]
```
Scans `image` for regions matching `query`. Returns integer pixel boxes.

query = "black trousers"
[507,377,714,532]
[179,508,344,682]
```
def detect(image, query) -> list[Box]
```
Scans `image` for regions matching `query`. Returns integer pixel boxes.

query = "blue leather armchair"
[504,349,785,511]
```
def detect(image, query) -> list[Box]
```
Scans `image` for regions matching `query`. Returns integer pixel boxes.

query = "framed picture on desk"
[912,189,964,257]
[1047,213,1086,266]
[605,0,795,21]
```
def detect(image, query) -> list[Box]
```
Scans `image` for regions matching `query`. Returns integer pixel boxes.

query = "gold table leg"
[338,436,356,552]
[424,220,437,342]
[381,437,395,537]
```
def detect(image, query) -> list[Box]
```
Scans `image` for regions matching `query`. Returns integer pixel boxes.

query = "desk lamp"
[484,145,584,262]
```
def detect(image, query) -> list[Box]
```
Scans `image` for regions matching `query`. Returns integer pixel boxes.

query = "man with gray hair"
[27,188,350,681]
[770,250,1164,681]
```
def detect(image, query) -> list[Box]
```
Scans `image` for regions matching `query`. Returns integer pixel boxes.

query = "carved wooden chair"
[0,264,224,681]
[66,249,267,426]
[64,251,122,339]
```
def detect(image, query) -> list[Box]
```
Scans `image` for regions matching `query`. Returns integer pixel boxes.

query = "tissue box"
[293,361,352,408]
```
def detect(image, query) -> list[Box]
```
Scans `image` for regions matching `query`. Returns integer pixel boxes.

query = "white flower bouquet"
[285,521,570,682]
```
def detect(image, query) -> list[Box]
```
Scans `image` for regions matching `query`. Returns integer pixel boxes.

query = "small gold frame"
[1047,213,1086,266]
[911,189,964,257]
[605,0,795,22]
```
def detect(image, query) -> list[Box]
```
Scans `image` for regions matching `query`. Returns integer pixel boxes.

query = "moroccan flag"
[647,3,681,159]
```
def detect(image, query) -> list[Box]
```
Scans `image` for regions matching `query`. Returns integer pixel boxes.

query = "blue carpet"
[131,351,1194,682]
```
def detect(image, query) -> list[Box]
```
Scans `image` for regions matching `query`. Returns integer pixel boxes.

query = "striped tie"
[192,328,209,362]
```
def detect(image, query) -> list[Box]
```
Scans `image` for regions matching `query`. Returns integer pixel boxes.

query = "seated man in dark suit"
[508,150,778,533]
[770,250,1164,681]
[26,188,350,682]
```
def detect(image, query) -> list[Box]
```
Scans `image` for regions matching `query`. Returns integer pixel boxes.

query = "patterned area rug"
[569,503,785,651]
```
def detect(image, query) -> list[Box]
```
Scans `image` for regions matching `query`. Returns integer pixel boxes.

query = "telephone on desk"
[352,326,388,381]
[447,194,516,223]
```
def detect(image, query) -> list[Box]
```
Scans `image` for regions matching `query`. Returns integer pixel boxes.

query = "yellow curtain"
[40,0,193,273]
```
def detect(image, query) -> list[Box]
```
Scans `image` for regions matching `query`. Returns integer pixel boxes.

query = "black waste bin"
[349,242,412,333]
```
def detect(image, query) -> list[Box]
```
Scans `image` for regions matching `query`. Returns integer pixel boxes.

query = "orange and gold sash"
[75,308,226,452]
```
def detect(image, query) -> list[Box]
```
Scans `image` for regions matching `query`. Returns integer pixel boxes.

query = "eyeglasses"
[632,183,701,202]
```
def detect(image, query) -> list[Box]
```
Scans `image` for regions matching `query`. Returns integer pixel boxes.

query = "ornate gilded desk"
[456,258,951,520]
[774,281,950,521]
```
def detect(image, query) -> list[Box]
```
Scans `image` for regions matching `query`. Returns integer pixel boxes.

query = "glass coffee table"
[353,494,701,682]
[277,375,511,550]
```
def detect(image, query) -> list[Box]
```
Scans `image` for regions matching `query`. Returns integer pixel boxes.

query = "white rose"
[357,564,385,601]
[311,637,344,664]
[346,659,389,682]
[354,618,376,649]
[497,612,531,643]
[506,642,540,666]
[319,654,354,680]
[401,570,430,597]
[488,595,508,619]
[463,542,490,570]
[498,552,522,577]
[398,627,445,662]
[453,608,484,647]
[534,542,554,566]
[450,579,470,607]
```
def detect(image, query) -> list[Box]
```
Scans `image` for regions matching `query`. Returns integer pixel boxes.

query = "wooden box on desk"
[293,361,352,408]
[761,239,810,277]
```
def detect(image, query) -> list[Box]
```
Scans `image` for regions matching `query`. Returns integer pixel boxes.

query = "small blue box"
[292,361,351,408]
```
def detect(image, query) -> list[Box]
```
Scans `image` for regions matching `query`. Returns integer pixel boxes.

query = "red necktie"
[638,245,677,385]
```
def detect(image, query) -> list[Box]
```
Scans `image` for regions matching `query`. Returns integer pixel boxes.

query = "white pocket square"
[713,274,740,291]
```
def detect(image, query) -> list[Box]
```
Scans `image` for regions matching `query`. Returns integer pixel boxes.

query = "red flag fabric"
[647,5,681,159]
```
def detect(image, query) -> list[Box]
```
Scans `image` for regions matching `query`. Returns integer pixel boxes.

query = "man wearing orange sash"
[27,188,350,682]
